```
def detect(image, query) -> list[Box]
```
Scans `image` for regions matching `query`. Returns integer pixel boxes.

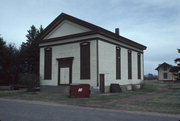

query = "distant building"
[155,62,176,81]
[38,13,146,92]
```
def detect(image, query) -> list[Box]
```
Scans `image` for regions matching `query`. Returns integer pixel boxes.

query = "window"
[116,46,121,79]
[128,50,132,79]
[163,73,168,79]
[137,53,141,79]
[80,42,90,79]
[44,47,52,80]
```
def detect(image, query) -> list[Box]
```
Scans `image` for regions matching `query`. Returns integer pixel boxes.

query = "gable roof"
[155,62,173,70]
[37,13,146,50]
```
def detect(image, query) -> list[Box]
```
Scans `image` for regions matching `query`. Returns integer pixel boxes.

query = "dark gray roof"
[155,62,173,70]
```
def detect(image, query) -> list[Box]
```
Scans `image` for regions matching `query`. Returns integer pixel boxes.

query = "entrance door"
[60,67,70,84]
[100,74,105,93]
[57,57,73,85]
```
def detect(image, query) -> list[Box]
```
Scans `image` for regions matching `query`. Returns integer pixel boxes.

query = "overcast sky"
[0,0,180,75]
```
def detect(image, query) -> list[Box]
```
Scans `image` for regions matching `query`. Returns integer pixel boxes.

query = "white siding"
[121,47,128,82]
[131,51,140,84]
[40,40,97,86]
[141,53,144,80]
[98,40,116,86]
[44,20,90,39]
[98,40,143,86]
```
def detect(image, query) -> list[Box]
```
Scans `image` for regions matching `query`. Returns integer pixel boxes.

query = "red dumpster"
[70,84,90,98]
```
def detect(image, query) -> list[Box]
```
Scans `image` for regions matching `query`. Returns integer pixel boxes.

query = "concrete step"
[40,86,70,94]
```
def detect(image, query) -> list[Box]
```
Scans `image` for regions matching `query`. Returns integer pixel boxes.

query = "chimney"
[115,28,119,35]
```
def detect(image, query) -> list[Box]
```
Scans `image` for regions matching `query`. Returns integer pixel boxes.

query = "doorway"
[100,74,105,93]
[60,67,70,84]
[57,57,73,85]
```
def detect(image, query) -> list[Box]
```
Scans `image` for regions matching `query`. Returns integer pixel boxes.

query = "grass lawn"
[0,80,180,114]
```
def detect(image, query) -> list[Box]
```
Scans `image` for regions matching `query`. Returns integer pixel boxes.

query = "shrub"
[19,73,39,92]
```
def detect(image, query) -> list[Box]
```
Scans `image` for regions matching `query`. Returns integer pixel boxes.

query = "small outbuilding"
[155,62,177,82]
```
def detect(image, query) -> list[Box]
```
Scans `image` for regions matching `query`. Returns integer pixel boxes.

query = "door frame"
[57,57,73,85]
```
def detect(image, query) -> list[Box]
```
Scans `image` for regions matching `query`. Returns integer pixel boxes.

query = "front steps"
[40,85,70,94]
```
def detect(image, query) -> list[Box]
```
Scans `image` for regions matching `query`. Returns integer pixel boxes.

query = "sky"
[0,0,180,75]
